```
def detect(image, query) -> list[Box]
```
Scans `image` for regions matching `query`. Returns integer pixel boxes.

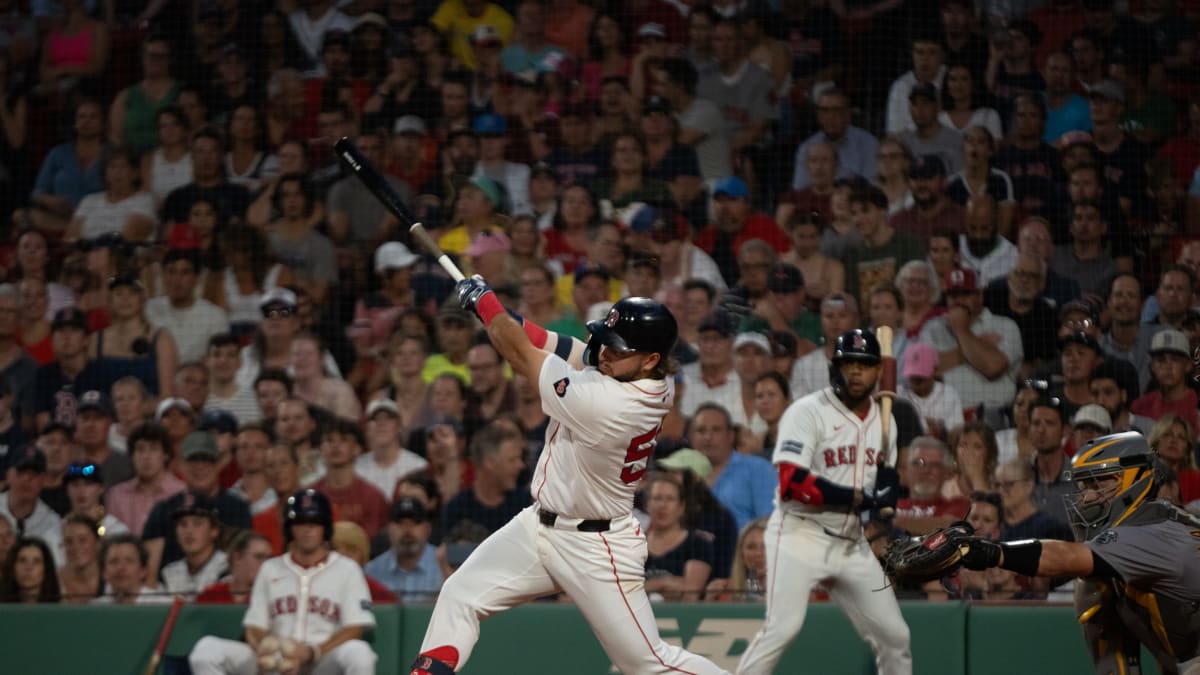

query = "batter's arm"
[488,312,550,395]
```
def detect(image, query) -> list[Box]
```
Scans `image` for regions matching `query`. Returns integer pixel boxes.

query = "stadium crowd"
[0,0,1198,608]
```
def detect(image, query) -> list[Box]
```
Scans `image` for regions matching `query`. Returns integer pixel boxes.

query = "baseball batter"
[409,282,729,675]
[738,328,911,675]
[189,489,377,675]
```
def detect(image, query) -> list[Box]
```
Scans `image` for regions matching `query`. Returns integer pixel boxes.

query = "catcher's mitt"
[882,522,981,584]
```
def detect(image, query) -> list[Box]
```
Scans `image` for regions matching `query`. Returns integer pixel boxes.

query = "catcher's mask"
[1061,431,1158,541]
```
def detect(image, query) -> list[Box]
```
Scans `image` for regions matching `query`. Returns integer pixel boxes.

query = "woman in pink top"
[37,0,109,98]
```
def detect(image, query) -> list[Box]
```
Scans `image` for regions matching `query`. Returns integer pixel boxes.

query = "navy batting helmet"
[284,488,333,543]
[829,328,882,396]
[585,297,678,368]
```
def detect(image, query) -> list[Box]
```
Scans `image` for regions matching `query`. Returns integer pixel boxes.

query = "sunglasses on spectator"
[908,457,945,469]
[995,479,1029,490]
[67,463,100,479]
[262,307,294,319]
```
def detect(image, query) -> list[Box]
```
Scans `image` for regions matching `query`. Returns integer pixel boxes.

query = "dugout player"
[408,280,729,674]
[951,431,1200,675]
[738,328,911,675]
[188,488,377,675]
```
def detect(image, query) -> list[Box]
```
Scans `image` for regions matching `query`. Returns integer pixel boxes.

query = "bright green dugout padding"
[0,601,1165,674]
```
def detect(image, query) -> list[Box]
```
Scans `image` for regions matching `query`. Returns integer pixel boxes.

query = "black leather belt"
[538,508,611,532]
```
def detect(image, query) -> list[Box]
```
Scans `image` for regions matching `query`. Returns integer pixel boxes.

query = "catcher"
[886,431,1200,675]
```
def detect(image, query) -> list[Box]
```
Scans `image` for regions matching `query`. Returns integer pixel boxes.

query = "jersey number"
[620,428,658,484]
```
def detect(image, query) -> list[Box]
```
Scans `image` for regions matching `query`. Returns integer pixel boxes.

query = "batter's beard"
[838,389,872,409]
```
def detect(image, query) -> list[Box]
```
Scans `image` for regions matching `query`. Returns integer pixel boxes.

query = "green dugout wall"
[0,602,1158,674]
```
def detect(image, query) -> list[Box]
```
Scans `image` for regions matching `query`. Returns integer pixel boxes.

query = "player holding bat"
[736,327,911,675]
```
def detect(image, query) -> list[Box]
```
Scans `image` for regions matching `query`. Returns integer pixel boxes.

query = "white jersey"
[161,550,228,597]
[532,354,674,520]
[898,380,965,435]
[243,551,375,644]
[772,387,898,533]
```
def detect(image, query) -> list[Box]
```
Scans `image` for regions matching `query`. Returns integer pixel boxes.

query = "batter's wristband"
[476,291,505,327]
[999,540,1043,577]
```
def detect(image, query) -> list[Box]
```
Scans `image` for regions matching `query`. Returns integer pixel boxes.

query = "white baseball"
[257,636,280,655]
[280,639,300,658]
[278,657,298,671]
[257,651,280,672]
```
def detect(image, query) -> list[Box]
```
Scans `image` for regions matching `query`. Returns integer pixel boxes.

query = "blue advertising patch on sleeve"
[554,377,570,397]
[361,599,373,610]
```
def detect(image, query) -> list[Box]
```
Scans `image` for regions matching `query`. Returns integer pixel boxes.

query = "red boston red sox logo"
[605,308,620,328]
[852,333,866,350]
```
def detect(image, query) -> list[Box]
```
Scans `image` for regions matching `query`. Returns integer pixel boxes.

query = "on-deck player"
[737,328,911,675]
[409,278,730,675]
[189,488,377,675]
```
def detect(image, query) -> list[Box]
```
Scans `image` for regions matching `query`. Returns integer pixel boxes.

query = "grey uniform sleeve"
[1085,521,1186,588]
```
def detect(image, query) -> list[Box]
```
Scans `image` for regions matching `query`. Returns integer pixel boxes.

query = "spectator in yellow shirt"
[431,0,514,70]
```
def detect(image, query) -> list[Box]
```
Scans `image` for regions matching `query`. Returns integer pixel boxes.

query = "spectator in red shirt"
[1158,101,1200,190]
[1132,329,1200,438]
[895,436,969,535]
[312,420,389,538]
[195,530,272,604]
[695,176,789,288]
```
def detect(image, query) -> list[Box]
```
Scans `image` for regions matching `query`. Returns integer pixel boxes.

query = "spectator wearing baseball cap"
[695,176,790,285]
[74,390,134,490]
[640,95,703,189]
[0,448,64,563]
[33,306,108,430]
[348,242,421,354]
[499,0,568,77]
[473,112,534,217]
[356,399,430,501]
[437,175,508,256]
[364,496,443,602]
[1070,403,1112,449]
[918,267,1024,418]
[63,461,130,540]
[842,183,925,306]
[739,263,822,347]
[431,0,513,70]
[162,492,227,596]
[678,316,738,419]
[890,154,965,242]
[898,342,965,440]
[896,78,964,176]
[1132,330,1200,438]
[141,430,253,573]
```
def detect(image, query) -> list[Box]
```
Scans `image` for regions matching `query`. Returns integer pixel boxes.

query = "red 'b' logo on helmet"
[301,493,313,509]
[605,308,620,328]
[853,333,866,350]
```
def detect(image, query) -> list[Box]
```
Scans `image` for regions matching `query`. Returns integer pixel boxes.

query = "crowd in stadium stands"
[0,0,1198,609]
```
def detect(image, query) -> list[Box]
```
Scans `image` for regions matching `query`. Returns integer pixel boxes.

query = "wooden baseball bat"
[333,137,465,282]
[143,595,185,675]
[876,325,896,518]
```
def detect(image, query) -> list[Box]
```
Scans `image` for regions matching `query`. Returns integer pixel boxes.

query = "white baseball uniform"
[189,551,377,675]
[416,348,730,674]
[737,387,911,675]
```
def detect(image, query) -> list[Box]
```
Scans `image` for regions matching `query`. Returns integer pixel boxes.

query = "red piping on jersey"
[287,555,336,642]
[535,422,560,503]
[824,390,876,532]
[626,382,669,397]
[599,531,700,675]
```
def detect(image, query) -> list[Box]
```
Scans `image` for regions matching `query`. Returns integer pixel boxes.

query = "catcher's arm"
[883,525,1104,584]
[996,540,1097,578]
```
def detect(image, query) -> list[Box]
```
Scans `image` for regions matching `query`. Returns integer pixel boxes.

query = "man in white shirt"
[287,0,355,74]
[473,113,531,215]
[160,495,229,597]
[204,334,261,424]
[355,400,428,501]
[919,268,1023,416]
[679,314,740,418]
[0,449,63,564]
[146,249,230,364]
[958,195,1018,284]
[886,34,948,134]
[790,293,860,398]
[898,341,965,440]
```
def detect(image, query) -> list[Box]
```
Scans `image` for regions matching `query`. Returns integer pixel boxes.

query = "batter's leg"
[188,636,257,675]
[540,517,730,675]
[827,544,911,675]
[736,513,827,675]
[415,507,559,672]
[312,639,377,675]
